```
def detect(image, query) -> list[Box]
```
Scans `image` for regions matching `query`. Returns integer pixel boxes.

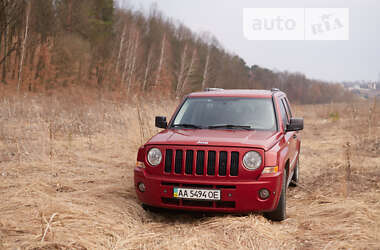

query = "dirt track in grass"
[0,93,379,249]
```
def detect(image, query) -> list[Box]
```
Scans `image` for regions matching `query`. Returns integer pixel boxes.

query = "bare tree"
[175,43,188,97]
[142,46,154,91]
[181,47,197,94]
[67,0,73,32]
[120,32,133,88]
[201,45,211,90]
[1,1,8,83]
[0,0,23,68]
[126,29,139,94]
[154,33,166,88]
[17,0,31,92]
[115,24,127,73]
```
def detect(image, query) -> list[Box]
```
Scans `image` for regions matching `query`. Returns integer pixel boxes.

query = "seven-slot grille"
[164,149,239,177]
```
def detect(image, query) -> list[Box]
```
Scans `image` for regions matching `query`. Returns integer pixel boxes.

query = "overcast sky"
[119,0,379,83]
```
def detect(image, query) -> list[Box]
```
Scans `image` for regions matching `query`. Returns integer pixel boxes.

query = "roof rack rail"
[270,88,280,92]
[204,88,224,92]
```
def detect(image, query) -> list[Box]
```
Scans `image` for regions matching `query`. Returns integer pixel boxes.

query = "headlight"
[147,148,162,166]
[243,151,262,170]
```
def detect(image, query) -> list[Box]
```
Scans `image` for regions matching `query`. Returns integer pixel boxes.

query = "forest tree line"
[0,0,354,104]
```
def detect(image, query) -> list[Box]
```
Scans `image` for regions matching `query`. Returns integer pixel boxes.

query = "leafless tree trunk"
[2,10,8,83]
[154,33,166,88]
[17,0,31,92]
[0,43,16,66]
[142,47,153,91]
[115,24,127,73]
[12,30,21,80]
[127,30,139,94]
[67,0,73,32]
[181,47,197,94]
[121,36,132,88]
[176,43,188,97]
[201,46,211,90]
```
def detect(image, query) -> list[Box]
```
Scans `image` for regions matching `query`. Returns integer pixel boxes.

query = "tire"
[264,172,286,221]
[289,157,299,187]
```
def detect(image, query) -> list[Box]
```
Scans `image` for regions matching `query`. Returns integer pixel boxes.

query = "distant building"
[337,83,344,88]
[368,82,376,90]
[348,84,361,92]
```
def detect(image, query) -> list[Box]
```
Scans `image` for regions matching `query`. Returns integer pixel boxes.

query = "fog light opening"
[259,189,270,200]
[138,182,146,192]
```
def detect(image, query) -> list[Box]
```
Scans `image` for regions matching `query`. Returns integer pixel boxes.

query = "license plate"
[173,188,221,200]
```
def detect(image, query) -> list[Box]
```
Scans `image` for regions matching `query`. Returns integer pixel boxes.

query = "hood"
[147,129,281,151]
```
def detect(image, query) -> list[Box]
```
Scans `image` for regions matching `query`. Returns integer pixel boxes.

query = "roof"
[188,89,284,98]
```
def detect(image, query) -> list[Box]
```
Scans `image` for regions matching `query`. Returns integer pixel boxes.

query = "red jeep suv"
[134,88,303,221]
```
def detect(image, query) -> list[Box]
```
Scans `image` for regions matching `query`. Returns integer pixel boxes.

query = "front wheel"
[264,172,286,221]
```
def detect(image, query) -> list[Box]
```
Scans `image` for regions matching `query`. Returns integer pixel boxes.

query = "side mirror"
[286,118,304,131]
[155,116,167,129]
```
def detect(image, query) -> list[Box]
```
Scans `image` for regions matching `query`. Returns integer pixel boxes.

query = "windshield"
[171,97,277,131]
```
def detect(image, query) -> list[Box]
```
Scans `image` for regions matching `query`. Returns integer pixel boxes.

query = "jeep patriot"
[134,88,303,221]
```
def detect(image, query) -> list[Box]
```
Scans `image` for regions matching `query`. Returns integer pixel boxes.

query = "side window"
[281,99,290,121]
[284,98,293,118]
[279,99,289,128]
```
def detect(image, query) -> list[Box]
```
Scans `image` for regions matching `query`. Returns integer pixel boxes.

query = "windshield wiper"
[171,123,203,129]
[207,124,253,130]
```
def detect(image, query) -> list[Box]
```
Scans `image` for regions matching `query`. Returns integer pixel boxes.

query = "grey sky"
[120,0,379,82]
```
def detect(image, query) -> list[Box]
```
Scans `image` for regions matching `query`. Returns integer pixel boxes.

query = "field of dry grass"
[0,89,379,249]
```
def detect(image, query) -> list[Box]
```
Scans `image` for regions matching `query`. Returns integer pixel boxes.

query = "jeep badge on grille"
[197,140,208,144]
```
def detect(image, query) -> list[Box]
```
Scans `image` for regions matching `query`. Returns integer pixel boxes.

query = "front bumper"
[134,167,282,213]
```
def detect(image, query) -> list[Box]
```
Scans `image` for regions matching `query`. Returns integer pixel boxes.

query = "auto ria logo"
[243,8,349,40]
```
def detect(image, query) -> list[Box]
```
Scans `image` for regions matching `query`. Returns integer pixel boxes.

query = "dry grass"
[0,91,379,249]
